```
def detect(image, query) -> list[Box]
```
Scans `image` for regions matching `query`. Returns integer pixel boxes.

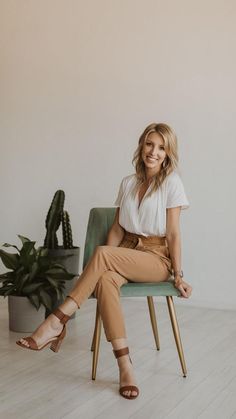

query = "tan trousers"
[68,231,173,342]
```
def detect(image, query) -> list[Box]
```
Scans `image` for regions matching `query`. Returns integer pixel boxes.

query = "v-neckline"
[136,182,152,210]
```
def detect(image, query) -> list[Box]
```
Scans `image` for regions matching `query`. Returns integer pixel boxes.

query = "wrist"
[173,269,184,278]
[173,269,184,286]
[174,277,183,287]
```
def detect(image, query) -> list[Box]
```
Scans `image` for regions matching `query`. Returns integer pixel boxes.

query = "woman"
[16,122,192,400]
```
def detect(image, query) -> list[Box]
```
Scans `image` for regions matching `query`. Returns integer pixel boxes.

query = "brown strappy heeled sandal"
[16,308,70,352]
[113,347,139,400]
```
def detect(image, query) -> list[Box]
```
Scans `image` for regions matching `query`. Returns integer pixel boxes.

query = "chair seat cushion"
[89,279,181,298]
[120,280,181,297]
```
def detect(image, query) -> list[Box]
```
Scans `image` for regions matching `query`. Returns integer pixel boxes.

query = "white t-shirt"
[114,171,189,237]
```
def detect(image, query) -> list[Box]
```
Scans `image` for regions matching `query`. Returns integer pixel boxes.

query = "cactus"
[62,210,73,249]
[43,190,65,249]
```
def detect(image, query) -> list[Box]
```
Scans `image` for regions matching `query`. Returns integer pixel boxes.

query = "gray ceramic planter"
[8,295,45,332]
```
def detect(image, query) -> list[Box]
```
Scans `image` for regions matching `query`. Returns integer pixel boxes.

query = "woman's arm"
[106,208,125,246]
[166,207,192,298]
[166,207,182,278]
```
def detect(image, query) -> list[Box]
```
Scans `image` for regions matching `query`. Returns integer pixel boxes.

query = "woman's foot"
[18,313,64,349]
[117,354,139,398]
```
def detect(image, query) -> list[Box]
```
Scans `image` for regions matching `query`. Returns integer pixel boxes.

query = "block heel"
[16,308,70,352]
[50,337,63,352]
[50,322,66,352]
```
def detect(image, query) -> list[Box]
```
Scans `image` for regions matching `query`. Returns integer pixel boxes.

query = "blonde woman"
[16,122,192,400]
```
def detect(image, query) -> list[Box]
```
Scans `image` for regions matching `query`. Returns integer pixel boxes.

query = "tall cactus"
[62,210,73,249]
[43,190,65,249]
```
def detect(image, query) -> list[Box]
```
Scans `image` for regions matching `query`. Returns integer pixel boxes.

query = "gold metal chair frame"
[90,296,187,380]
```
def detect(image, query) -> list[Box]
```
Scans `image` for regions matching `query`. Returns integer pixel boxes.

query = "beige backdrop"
[0,0,235,309]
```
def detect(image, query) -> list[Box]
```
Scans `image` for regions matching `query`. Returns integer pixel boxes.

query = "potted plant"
[0,235,75,332]
[42,189,80,317]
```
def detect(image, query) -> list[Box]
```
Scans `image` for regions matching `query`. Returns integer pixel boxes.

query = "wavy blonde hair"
[132,122,179,198]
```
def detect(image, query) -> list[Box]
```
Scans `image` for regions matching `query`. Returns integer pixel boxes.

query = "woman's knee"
[94,245,107,254]
[93,245,110,261]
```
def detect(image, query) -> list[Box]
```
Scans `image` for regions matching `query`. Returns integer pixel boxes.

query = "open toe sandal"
[16,308,70,352]
[113,346,139,399]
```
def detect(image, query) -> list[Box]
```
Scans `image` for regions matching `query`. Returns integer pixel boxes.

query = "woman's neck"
[145,168,160,182]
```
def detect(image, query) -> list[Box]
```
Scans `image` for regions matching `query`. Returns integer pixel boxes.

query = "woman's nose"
[151,146,158,155]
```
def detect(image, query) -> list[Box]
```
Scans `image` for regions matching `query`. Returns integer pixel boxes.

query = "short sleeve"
[114,178,125,207]
[166,173,190,210]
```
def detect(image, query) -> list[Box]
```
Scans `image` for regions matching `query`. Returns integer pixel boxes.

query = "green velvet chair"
[83,208,187,380]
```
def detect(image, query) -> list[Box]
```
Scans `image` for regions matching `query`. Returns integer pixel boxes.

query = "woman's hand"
[174,278,192,298]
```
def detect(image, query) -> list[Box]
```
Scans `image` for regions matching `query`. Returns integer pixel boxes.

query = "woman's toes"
[123,390,137,397]
[21,339,30,347]
[123,389,138,397]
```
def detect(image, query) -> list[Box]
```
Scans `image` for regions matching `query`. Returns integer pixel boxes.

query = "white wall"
[0,0,235,310]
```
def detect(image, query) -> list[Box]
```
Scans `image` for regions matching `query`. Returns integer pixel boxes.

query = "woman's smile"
[146,156,158,162]
[141,132,167,175]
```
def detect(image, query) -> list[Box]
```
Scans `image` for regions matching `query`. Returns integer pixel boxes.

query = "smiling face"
[141,131,167,178]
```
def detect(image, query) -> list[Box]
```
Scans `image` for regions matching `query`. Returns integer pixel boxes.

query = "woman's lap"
[96,245,171,283]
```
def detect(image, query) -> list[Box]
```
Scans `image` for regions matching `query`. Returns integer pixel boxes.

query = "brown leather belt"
[123,230,167,246]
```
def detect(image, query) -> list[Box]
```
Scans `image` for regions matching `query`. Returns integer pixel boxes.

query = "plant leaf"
[28,294,41,311]
[45,276,59,288]
[20,241,36,269]
[0,250,20,270]
[44,271,71,280]
[38,248,48,257]
[0,273,10,282]
[39,289,52,311]
[2,285,16,296]
[0,285,12,295]
[45,264,69,272]
[28,261,39,282]
[22,282,44,294]
[17,235,31,245]
[55,287,61,300]
[63,273,75,281]
[20,241,36,255]
[17,273,30,293]
[2,243,20,252]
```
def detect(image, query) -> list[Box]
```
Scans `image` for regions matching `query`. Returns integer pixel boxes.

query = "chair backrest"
[83,207,180,297]
[83,207,116,269]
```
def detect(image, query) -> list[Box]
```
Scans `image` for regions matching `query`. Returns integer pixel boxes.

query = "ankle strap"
[113,347,129,359]
[53,308,70,324]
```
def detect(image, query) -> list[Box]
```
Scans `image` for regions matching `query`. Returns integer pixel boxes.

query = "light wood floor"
[0,297,236,419]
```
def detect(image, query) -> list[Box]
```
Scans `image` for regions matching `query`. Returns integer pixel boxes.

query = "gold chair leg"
[90,310,96,352]
[90,301,101,352]
[166,296,187,377]
[147,296,160,350]
[91,302,102,380]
